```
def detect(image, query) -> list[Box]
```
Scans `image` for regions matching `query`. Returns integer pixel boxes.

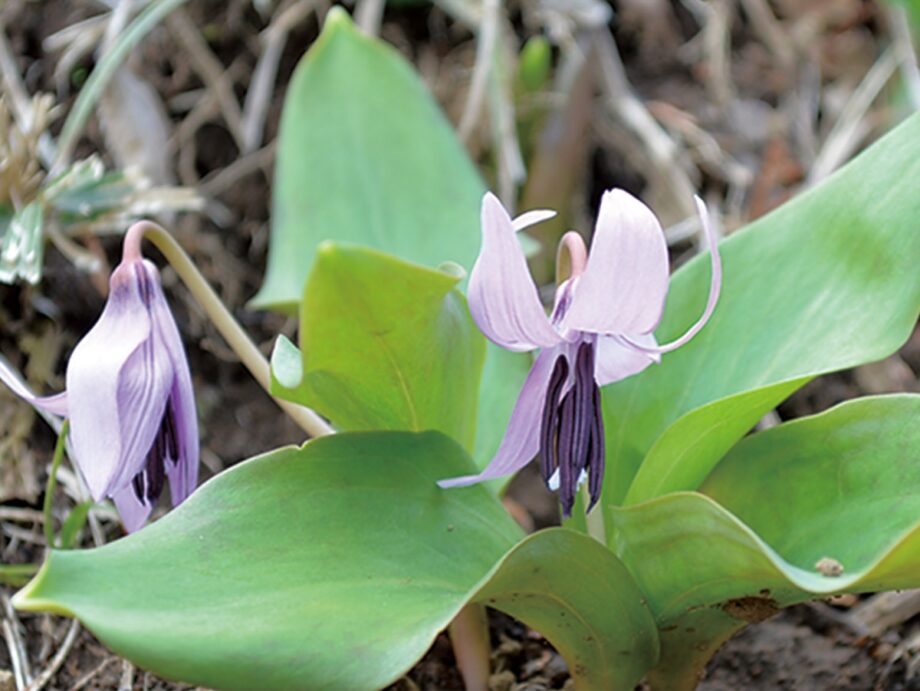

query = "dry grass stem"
[24,620,80,691]
[241,1,318,153]
[809,47,897,185]
[166,9,246,150]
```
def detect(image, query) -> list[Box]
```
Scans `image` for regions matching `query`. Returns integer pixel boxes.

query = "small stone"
[815,557,844,577]
[489,670,516,691]
[0,670,13,691]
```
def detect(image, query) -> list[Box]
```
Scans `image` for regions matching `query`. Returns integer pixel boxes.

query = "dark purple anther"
[539,356,569,485]
[539,341,606,517]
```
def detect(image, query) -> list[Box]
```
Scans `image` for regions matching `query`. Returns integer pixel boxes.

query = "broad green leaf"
[251,8,484,311]
[252,7,528,473]
[271,243,485,450]
[609,395,920,689]
[16,432,659,690]
[605,114,920,509]
[16,432,522,690]
[475,528,659,690]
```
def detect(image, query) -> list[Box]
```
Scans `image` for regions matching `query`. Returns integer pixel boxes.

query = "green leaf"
[609,395,920,689]
[271,243,485,450]
[252,7,530,474]
[15,432,659,690]
[604,114,920,508]
[58,501,93,550]
[16,432,522,690]
[251,8,485,311]
[475,528,659,690]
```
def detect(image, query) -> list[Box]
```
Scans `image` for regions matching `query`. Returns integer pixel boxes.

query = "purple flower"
[0,228,199,532]
[439,190,721,515]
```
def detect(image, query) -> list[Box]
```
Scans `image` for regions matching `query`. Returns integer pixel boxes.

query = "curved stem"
[125,221,334,439]
[448,604,491,691]
[43,419,70,548]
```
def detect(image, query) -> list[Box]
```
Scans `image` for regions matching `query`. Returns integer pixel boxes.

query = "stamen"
[163,399,180,464]
[539,342,605,516]
[586,383,605,511]
[556,388,577,517]
[539,356,569,484]
[130,403,175,505]
[132,472,146,503]
[569,342,596,481]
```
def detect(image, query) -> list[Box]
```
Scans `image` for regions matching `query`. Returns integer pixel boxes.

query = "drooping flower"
[439,190,721,515]
[0,224,199,532]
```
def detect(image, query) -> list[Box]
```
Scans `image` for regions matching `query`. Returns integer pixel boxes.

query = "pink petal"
[111,483,154,533]
[621,197,722,354]
[439,348,558,487]
[594,334,660,387]
[468,193,562,352]
[67,261,173,501]
[560,189,670,336]
[0,358,68,416]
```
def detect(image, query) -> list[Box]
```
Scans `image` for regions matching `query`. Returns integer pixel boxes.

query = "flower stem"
[42,419,70,548]
[448,603,491,691]
[583,484,607,545]
[125,221,334,439]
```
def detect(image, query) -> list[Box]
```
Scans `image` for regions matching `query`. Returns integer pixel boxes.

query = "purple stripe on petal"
[438,348,558,488]
[147,263,199,506]
[561,189,670,337]
[66,261,167,501]
[107,336,172,496]
[468,193,562,352]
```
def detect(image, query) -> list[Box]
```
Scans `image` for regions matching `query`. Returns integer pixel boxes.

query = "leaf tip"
[323,6,355,34]
[270,334,304,390]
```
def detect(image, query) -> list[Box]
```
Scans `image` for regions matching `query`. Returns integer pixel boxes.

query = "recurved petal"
[438,349,558,488]
[67,261,172,501]
[150,283,199,505]
[621,197,723,354]
[561,189,670,336]
[511,209,556,232]
[594,333,660,387]
[468,193,561,352]
[111,483,153,533]
[0,358,68,416]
